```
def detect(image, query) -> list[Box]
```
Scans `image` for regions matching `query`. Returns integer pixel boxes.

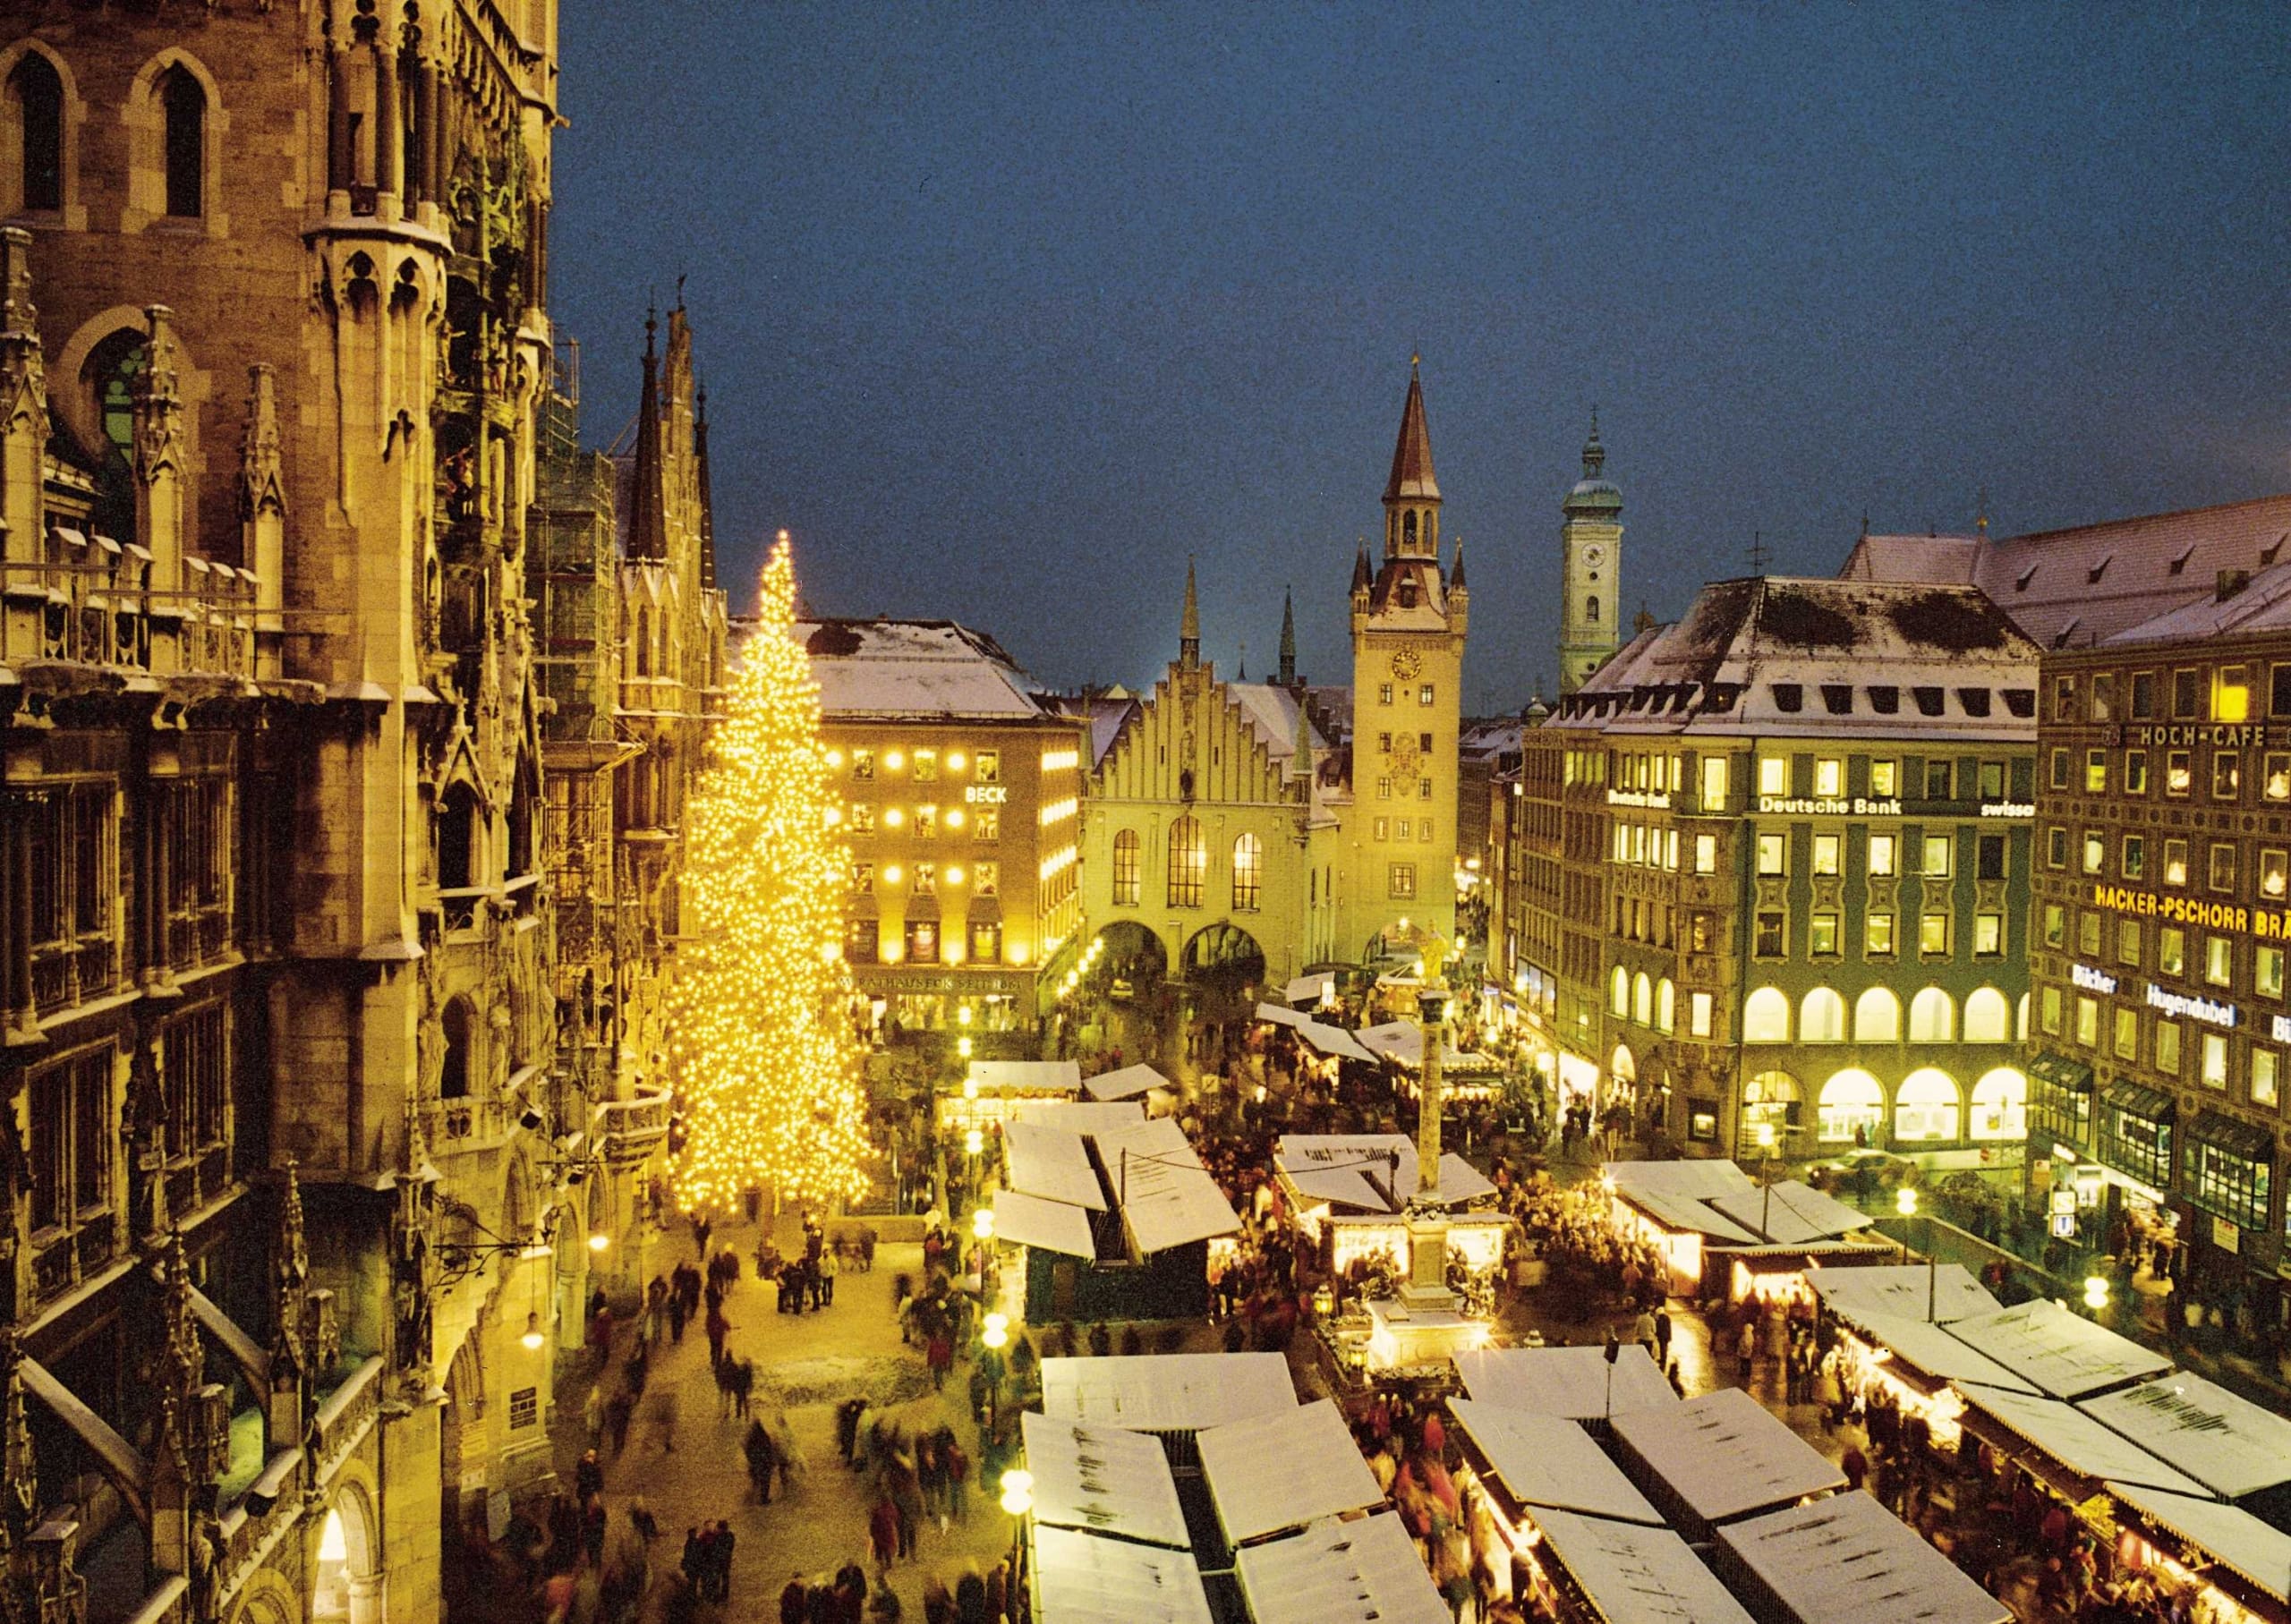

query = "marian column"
[1401,947,1458,1311]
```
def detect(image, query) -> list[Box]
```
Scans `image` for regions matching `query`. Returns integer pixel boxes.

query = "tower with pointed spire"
[1278,587,1299,688]
[1559,409,1623,694]
[1345,359,1469,959]
[1180,557,1201,670]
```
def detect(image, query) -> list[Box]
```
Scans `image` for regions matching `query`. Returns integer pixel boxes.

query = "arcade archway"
[1182,922,1266,1006]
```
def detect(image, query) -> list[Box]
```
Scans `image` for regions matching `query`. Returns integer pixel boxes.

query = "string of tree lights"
[671,534,875,1212]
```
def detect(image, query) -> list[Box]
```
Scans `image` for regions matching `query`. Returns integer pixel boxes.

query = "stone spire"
[1277,586,1297,687]
[695,380,719,590]
[1450,538,1467,590]
[1383,355,1438,506]
[1179,557,1200,670]
[629,305,666,561]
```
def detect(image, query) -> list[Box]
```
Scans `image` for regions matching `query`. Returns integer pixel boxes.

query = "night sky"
[550,4,2291,712]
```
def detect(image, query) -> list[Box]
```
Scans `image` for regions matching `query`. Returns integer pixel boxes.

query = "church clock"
[1390,649,1422,682]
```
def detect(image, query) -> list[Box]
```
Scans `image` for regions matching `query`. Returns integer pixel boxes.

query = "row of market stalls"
[941,1059,1186,1135]
[1251,1000,1511,1100]
[1442,1344,2007,1624]
[1812,1263,2291,1622]
[1026,1354,1451,1624]
[1273,1133,1508,1274]
[1601,1157,1891,1300]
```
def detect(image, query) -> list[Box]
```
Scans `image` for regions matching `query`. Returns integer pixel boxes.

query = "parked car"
[1809,1148,1914,1198]
[1110,977,1135,1001]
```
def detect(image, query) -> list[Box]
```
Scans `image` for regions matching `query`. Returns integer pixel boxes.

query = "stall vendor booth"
[1039,1352,1295,1443]
[1451,1346,1676,1434]
[942,1059,1084,1132]
[1032,1526,1214,1624]
[1807,1262,1998,1326]
[1818,1305,2036,1452]
[1020,1412,1190,1551]
[1603,1160,1887,1301]
[1955,1383,2210,1504]
[1234,1510,1451,1624]
[2078,1370,2291,1517]
[1197,1400,1387,1549]
[1082,1063,1178,1110]
[1516,1506,1756,1624]
[1275,1133,1510,1277]
[2107,1481,2291,1624]
[1941,1298,2171,1401]
[1606,1388,1846,1543]
[1354,1021,1508,1102]
[1713,1492,2012,1624]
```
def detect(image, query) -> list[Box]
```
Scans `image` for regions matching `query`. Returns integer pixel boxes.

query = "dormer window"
[1820,684,1853,715]
[1771,684,1803,713]
[1912,686,1946,717]
[2087,555,2111,585]
[1399,576,1418,609]
[2168,544,2195,577]
[2016,565,2038,592]
[1956,688,1993,718]
[1867,685,1901,714]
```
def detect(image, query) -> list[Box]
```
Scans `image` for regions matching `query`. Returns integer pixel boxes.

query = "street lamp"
[1000,1467,1034,1583]
[2084,1274,2110,1314]
[966,1127,985,1157]
[1895,1186,1940,1321]
[586,1231,609,1254]
[973,1206,996,1242]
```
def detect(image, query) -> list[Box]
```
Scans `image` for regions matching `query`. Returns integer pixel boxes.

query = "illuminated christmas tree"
[672,533,874,1211]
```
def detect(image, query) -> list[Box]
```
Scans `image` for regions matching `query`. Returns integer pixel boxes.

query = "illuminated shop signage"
[2090,882,2291,940]
[2273,1014,2291,1043]
[2072,964,2118,994]
[1979,802,2036,818]
[1756,795,1902,816]
[1605,790,1672,809]
[2145,982,2237,1029]
[964,786,1009,804]
[2127,724,2275,749]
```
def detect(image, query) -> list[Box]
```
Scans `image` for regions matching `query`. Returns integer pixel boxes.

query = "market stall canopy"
[1284,972,1336,1008]
[1198,1399,1387,1544]
[1040,1353,1295,1433]
[2079,1372,2291,1500]
[1084,1063,1174,1101]
[1527,1507,1756,1624]
[1603,1160,1762,1243]
[1255,1008,1383,1064]
[1452,1345,1677,1422]
[1350,1021,1500,1073]
[1095,1117,1242,1254]
[2108,1483,2291,1607]
[1706,1181,1875,1246]
[1004,1120,1109,1211]
[1011,1100,1147,1134]
[1609,1388,1846,1529]
[1255,1002,1308,1030]
[1233,1510,1450,1624]
[967,1059,1083,1094]
[1958,1385,2209,1495]
[1944,1299,2171,1399]
[1715,1492,2012,1624]
[1446,1399,1662,1525]
[1831,1307,2039,1395]
[990,1190,1097,1261]
[1808,1263,1998,1326]
[1032,1526,1214,1624]
[1276,1134,1495,1212]
[1020,1413,1190,1550]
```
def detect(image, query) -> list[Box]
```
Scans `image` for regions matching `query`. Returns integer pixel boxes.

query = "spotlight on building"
[520,1313,545,1351]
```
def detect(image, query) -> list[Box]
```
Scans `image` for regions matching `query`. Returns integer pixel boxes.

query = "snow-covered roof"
[1228,682,1331,780]
[1009,1100,1149,1135]
[796,617,1054,721]
[1831,1308,2038,1396]
[2078,1372,2291,1499]
[968,1059,1083,1094]
[1447,1399,1662,1525]
[1040,1353,1294,1433]
[1083,1063,1173,1101]
[1275,1134,1495,1212]
[1716,1492,2013,1624]
[1943,1299,2170,1399]
[1609,1387,1845,1528]
[1197,1399,1387,1544]
[1233,1511,1449,1624]
[1084,694,1138,768]
[1095,1116,1241,1254]
[1283,971,1336,1006]
[1021,1413,1190,1550]
[2101,557,2291,648]
[1451,1345,1677,1422]
[1706,1181,1874,1246]
[1003,1120,1108,1211]
[990,1190,1097,1260]
[1033,1526,1214,1624]
[1807,1263,1997,1326]
[1956,1386,2207,1495]
[1605,1160,1762,1244]
[2108,1483,2291,1605]
[1528,1507,1757,1624]
[1350,1021,1501,1075]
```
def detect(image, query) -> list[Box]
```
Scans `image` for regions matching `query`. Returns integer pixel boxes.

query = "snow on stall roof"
[796,618,1051,720]
[1032,1526,1214,1624]
[1095,1116,1241,1254]
[1350,1021,1498,1074]
[1451,1345,1678,1421]
[1198,1399,1388,1544]
[1284,972,1335,1006]
[1808,1263,1997,1326]
[1040,1354,1295,1433]
[1531,1508,1757,1624]
[1084,1063,1173,1101]
[1009,1100,1147,1135]
[968,1059,1082,1094]
[1830,1308,2038,1396]
[989,1191,1097,1260]
[1255,1002,1307,1030]
[1609,1388,1846,1526]
[1716,1492,2012,1624]
[1233,1510,1449,1624]
[1706,1181,1873,1246]
[1002,1121,1107,1212]
[1944,1299,2171,1399]
[1957,1386,2207,1494]
[1447,1399,1662,1525]
[2108,1483,2291,1605]
[2079,1371,2291,1498]
[1276,1134,1495,1212]
[1020,1412,1190,1550]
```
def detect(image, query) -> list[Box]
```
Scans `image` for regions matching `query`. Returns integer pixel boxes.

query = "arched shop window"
[1818,1069,1886,1144]
[1895,1068,1961,1142]
[1742,986,1790,1042]
[1970,1068,2026,1140]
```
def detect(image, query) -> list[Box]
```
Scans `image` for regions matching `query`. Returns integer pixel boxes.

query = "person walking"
[817,1246,839,1309]
[867,1493,899,1573]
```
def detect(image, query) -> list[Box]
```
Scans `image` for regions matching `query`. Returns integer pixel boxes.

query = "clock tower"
[1346,360,1468,959]
[1559,412,1623,694]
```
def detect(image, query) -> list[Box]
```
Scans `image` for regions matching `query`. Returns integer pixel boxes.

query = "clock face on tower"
[1582,543,1607,572]
[1390,650,1422,681]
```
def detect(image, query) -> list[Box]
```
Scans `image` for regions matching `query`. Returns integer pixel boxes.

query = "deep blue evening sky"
[551,4,2291,711]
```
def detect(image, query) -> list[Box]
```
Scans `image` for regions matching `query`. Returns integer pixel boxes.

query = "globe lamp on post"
[2084,1274,2110,1314]
[1000,1468,1034,1577]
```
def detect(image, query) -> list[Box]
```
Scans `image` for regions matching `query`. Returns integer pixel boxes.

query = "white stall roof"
[1096,1117,1241,1254]
[1447,1399,1661,1525]
[1084,1063,1173,1101]
[1040,1353,1295,1433]
[2108,1483,2291,1605]
[1350,1021,1486,1072]
[1605,1160,1762,1243]
[1198,1399,1387,1544]
[1452,1344,1678,1422]
[1021,1413,1189,1550]
[1958,1386,2208,1494]
[1610,1387,1846,1526]
[1834,1308,2039,1395]
[1033,1526,1214,1624]
[1011,1100,1148,1134]
[1297,1020,1378,1064]
[1945,1299,2171,1399]
[1808,1263,1998,1326]
[2081,1371,2291,1499]
[1284,972,1336,1007]
[968,1059,1083,1094]
[991,1191,1097,1260]
[1529,1507,1756,1624]
[1004,1121,1107,1211]
[1255,1001,1308,1030]
[1717,1492,2013,1624]
[1707,1181,1875,1246]
[1276,1134,1495,1212]
[1234,1510,1450,1624]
